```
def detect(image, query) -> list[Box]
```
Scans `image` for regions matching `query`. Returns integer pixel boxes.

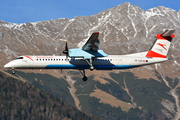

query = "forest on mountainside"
[0,71,101,120]
[2,69,172,120]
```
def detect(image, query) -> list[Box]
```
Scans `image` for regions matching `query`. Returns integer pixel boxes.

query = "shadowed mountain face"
[1,2,180,120]
[0,71,101,120]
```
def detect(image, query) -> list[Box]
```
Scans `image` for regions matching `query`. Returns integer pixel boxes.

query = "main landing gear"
[85,59,94,71]
[79,70,87,81]
[79,59,94,81]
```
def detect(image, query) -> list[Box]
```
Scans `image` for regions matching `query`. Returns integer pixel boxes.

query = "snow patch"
[144,8,165,19]
[174,60,180,67]
[127,4,137,38]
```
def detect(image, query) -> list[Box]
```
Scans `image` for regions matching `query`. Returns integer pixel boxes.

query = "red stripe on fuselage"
[24,56,33,61]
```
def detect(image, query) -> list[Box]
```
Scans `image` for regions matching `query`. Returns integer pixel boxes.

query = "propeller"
[63,42,69,61]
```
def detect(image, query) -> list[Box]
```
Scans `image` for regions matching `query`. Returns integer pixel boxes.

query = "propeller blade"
[62,41,69,62]
[66,54,68,62]
[65,41,68,50]
[63,41,69,55]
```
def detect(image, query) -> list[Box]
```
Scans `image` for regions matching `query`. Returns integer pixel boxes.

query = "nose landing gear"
[12,69,15,74]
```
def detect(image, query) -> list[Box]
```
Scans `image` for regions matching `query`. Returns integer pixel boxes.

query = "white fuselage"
[4,53,168,70]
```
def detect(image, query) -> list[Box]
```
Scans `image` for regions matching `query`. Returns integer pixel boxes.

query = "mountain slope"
[2,69,171,120]
[0,70,101,120]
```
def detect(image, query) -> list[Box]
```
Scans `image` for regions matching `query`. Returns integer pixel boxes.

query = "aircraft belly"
[114,65,139,69]
[45,64,115,70]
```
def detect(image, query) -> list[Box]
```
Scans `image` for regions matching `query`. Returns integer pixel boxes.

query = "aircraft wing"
[68,32,108,59]
[82,32,100,52]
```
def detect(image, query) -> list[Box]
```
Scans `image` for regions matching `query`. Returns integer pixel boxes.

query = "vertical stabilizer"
[146,29,175,58]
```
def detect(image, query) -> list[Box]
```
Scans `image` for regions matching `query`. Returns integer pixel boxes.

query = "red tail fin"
[146,30,175,58]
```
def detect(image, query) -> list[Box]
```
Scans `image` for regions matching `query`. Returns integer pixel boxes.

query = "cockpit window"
[15,57,24,60]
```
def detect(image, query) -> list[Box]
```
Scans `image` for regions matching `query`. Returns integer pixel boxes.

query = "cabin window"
[37,59,38,61]
[16,57,24,60]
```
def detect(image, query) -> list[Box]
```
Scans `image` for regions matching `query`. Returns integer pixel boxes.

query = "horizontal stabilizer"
[161,29,175,37]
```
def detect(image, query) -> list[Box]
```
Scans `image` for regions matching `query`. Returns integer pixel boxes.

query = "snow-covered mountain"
[1,2,180,119]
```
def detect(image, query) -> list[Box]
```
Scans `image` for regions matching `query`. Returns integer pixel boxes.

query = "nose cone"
[4,62,13,69]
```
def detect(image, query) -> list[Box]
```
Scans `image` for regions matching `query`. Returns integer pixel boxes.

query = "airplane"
[4,29,175,81]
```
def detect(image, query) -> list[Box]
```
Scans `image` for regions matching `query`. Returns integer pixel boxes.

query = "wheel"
[90,66,94,71]
[82,76,88,81]
[12,70,15,74]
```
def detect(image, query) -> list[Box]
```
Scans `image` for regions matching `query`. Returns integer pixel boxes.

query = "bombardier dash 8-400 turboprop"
[4,29,175,81]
